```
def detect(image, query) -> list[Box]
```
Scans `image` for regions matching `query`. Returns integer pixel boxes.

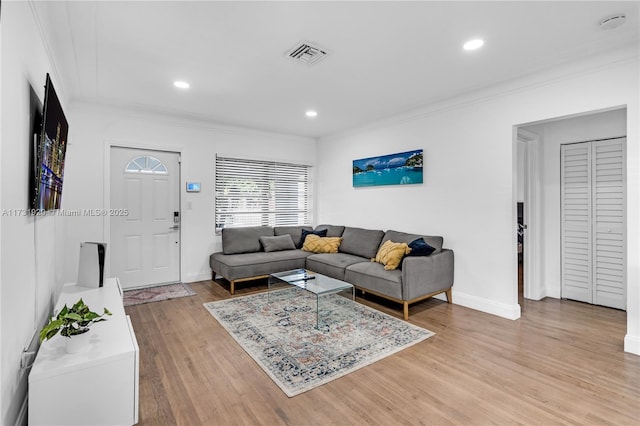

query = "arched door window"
[125,156,168,174]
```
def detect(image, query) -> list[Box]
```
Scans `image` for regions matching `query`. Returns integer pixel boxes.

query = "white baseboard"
[545,287,561,299]
[182,271,212,284]
[452,290,521,320]
[624,334,640,356]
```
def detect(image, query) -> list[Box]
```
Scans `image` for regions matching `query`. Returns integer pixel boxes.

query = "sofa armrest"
[401,249,454,300]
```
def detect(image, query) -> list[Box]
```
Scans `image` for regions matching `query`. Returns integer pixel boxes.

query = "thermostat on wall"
[186,182,201,192]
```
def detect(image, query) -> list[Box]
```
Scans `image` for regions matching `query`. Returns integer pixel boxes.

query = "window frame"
[124,155,168,175]
[214,155,312,233]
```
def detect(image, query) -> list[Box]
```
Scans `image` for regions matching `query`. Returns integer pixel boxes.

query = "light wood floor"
[126,279,640,425]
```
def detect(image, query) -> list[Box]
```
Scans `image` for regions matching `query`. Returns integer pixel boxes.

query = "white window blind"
[215,155,312,231]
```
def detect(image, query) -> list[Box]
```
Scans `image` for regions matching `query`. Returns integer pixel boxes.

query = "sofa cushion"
[373,240,411,271]
[314,224,345,237]
[382,230,443,254]
[306,253,367,281]
[345,262,403,300]
[406,238,436,257]
[297,228,328,248]
[340,227,385,259]
[274,226,313,249]
[302,235,342,253]
[259,235,296,252]
[222,226,274,255]
[210,250,311,281]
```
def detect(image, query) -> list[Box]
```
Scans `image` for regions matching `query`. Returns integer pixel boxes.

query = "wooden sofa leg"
[403,302,409,320]
[445,289,452,304]
[230,281,235,295]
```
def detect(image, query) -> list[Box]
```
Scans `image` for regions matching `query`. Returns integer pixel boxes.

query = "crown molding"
[321,45,639,143]
[69,99,316,144]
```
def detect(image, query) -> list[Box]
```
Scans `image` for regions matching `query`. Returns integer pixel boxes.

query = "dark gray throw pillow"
[259,235,296,252]
[297,228,328,248]
[406,238,435,256]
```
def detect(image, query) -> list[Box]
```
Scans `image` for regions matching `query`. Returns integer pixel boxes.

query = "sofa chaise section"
[210,250,311,294]
[345,249,454,320]
[343,229,454,319]
[210,225,312,294]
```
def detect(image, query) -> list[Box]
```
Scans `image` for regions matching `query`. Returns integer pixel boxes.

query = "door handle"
[169,225,179,230]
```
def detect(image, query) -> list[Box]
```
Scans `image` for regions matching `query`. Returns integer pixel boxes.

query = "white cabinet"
[29,278,139,425]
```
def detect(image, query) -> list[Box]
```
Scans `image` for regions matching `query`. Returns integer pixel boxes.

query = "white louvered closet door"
[561,143,593,304]
[592,139,626,309]
[561,138,626,310]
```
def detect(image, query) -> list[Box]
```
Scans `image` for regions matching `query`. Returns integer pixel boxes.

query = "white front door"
[110,147,180,289]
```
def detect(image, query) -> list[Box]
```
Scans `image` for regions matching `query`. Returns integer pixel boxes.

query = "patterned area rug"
[203,288,434,397]
[123,283,196,307]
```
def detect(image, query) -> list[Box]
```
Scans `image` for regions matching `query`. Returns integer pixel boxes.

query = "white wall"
[524,108,627,300]
[1,2,70,424]
[316,48,639,354]
[62,104,316,285]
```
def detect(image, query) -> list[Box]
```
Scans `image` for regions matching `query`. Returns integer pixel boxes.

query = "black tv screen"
[32,74,68,211]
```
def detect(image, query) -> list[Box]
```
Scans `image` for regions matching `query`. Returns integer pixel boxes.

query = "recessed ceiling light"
[174,81,190,89]
[463,39,484,51]
[305,110,318,118]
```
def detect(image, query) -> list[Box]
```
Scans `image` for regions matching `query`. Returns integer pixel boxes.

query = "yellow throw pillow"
[302,234,342,253]
[372,240,411,270]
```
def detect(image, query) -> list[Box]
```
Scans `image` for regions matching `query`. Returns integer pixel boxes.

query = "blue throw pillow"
[297,228,328,248]
[406,238,435,257]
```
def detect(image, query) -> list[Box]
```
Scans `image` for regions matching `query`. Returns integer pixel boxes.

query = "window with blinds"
[215,156,312,232]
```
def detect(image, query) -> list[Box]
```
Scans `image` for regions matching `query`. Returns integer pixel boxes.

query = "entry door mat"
[203,288,434,397]
[123,283,196,307]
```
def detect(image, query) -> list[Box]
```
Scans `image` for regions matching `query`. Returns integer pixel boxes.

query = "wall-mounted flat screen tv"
[31,74,68,211]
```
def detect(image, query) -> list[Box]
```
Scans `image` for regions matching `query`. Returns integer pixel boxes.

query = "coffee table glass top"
[269,269,354,295]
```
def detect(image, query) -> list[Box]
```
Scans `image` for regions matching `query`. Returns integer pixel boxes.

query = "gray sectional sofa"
[209,224,454,319]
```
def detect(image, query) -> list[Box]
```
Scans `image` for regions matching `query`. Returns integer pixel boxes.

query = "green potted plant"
[39,298,112,353]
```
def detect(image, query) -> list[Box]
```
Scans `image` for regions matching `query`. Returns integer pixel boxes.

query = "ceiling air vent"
[286,41,329,65]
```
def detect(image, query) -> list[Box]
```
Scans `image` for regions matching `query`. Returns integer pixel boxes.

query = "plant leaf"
[63,312,83,322]
[39,298,111,342]
[58,305,69,318]
[83,311,100,321]
[39,318,64,342]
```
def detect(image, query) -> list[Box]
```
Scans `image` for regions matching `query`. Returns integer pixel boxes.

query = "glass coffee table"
[268,269,355,329]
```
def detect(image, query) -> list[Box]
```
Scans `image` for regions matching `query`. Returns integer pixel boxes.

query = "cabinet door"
[561,143,593,303]
[592,138,625,309]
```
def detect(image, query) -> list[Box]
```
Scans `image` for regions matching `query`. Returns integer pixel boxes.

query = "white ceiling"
[34,1,639,139]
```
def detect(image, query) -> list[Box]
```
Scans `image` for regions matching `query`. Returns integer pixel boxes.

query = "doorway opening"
[517,201,524,305]
[515,128,542,308]
[514,107,627,311]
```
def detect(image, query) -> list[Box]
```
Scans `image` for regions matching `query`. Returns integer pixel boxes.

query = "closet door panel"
[561,144,592,303]
[593,139,625,309]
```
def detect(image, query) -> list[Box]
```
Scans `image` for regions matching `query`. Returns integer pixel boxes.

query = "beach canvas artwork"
[353,149,423,187]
